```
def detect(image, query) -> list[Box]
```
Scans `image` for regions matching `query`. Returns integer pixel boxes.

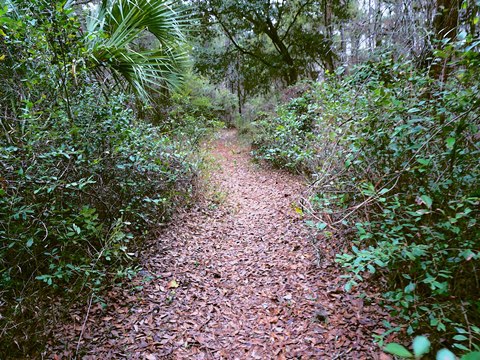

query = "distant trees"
[192,0,351,104]
[192,0,479,106]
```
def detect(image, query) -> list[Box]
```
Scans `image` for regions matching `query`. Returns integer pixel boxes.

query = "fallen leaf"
[167,279,179,289]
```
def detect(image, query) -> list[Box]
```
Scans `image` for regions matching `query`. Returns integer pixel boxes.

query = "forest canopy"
[192,0,472,105]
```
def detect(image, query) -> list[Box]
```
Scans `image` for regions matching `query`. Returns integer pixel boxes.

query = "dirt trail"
[49,130,387,359]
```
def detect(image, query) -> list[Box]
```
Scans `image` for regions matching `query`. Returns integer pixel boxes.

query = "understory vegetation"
[252,43,480,353]
[0,0,224,356]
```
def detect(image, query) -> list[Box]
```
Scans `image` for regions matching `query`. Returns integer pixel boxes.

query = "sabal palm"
[85,0,188,102]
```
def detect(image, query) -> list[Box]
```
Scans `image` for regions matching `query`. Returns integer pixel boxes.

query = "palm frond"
[85,0,189,102]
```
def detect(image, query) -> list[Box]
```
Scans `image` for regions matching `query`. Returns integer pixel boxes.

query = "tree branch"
[210,9,275,68]
[281,0,315,42]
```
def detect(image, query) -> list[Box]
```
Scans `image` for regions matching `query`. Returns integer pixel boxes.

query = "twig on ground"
[76,294,94,356]
[332,347,353,359]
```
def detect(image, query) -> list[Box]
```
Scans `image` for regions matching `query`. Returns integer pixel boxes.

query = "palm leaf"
[85,0,189,102]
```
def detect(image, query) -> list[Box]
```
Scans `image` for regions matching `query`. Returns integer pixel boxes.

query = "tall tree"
[430,0,460,81]
[433,0,460,41]
[193,0,350,88]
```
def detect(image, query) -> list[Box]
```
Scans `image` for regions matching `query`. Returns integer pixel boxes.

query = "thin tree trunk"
[433,0,459,40]
[322,0,336,72]
[430,0,460,81]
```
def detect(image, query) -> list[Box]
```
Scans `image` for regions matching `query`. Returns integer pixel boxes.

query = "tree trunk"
[322,0,336,72]
[429,0,460,81]
[466,0,479,37]
[433,0,460,41]
[340,23,346,64]
[264,17,298,85]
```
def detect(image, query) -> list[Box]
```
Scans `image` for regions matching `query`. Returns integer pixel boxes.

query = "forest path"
[50,130,385,359]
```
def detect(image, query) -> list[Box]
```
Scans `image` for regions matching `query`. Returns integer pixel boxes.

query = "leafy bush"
[251,85,318,171]
[253,45,480,352]
[0,1,206,356]
[1,86,198,286]
[149,74,236,131]
[384,335,480,360]
[0,86,202,356]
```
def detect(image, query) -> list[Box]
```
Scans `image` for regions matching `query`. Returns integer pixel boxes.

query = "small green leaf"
[453,343,470,351]
[436,349,456,360]
[404,282,416,293]
[420,195,433,209]
[408,107,421,114]
[457,30,467,40]
[413,336,431,357]
[417,158,431,166]
[72,223,81,234]
[446,137,456,150]
[26,238,34,248]
[379,187,389,195]
[453,335,468,341]
[316,222,327,230]
[461,351,480,360]
[407,326,414,335]
[384,343,413,358]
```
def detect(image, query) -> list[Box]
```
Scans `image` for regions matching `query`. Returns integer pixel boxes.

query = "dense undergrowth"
[0,1,224,356]
[252,44,480,352]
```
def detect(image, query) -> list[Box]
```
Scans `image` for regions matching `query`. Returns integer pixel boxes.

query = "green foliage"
[0,0,204,356]
[158,74,236,131]
[1,88,197,293]
[85,0,189,101]
[253,45,480,352]
[384,336,480,359]
[193,0,351,94]
[384,342,415,358]
[251,83,325,171]
[384,335,431,358]
[252,106,315,171]
[232,93,281,141]
[412,336,431,357]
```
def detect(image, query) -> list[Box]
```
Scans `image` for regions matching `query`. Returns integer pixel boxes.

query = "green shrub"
[0,1,205,356]
[254,47,480,352]
[0,86,201,353]
[384,335,480,360]
[251,84,318,171]
[148,74,235,131]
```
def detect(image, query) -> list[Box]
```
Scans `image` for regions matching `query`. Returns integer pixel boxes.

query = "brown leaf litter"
[46,130,394,359]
